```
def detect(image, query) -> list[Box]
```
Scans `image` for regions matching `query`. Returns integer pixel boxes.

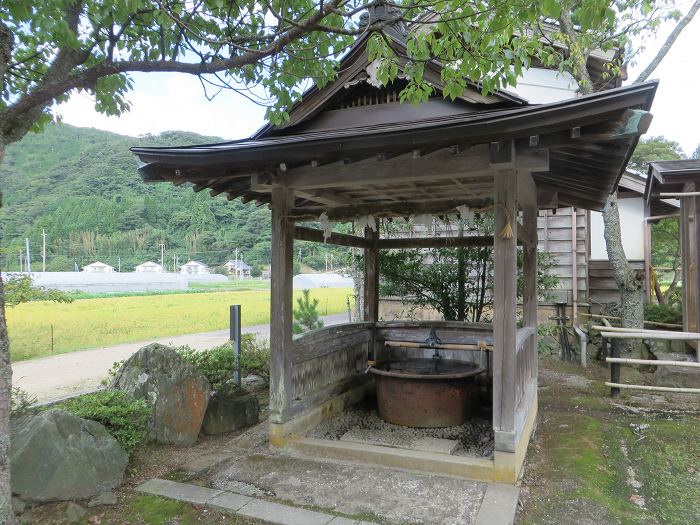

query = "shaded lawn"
[7,287,353,361]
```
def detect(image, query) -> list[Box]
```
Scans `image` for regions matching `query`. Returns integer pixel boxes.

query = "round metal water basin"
[369,358,484,428]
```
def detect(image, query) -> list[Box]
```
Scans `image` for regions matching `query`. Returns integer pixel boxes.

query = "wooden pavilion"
[646,160,700,352]
[131,29,657,482]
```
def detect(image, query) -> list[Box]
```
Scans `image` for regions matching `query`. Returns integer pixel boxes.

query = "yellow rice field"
[7,288,353,361]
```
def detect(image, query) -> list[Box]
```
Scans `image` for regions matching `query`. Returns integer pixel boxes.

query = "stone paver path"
[13,313,348,402]
[136,478,375,525]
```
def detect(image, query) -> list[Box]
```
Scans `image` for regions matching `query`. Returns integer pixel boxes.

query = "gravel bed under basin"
[305,402,494,458]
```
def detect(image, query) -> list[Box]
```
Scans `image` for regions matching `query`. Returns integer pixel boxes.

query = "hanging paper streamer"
[473,203,513,239]
[456,205,474,227]
[413,214,433,234]
[356,215,377,233]
[319,212,333,242]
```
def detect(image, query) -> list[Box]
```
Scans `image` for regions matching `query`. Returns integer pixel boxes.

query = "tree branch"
[634,0,700,84]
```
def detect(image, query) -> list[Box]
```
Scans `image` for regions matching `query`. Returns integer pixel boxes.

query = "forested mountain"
[0,124,340,274]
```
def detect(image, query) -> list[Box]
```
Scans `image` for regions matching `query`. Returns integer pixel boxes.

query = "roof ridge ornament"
[358,2,408,39]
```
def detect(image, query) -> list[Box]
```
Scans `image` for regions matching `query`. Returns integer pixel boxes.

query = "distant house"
[134,261,165,273]
[82,261,115,273]
[179,260,210,275]
[224,259,251,278]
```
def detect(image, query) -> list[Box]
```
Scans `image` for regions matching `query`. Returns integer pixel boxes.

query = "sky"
[56,3,700,154]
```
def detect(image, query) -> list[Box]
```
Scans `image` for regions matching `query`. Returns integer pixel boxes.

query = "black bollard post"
[610,338,621,398]
[230,305,241,387]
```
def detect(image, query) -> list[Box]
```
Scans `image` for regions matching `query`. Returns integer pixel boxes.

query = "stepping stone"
[136,479,222,505]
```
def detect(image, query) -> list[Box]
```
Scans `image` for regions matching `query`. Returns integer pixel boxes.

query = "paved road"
[12,313,349,403]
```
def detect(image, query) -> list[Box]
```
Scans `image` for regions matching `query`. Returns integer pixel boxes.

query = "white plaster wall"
[590,198,646,260]
[512,68,579,103]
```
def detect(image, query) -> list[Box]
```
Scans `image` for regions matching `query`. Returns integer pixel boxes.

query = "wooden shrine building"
[131,27,657,482]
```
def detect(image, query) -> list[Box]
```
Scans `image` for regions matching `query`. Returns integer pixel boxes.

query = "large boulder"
[11,409,128,502]
[201,389,259,435]
[652,353,700,389]
[112,343,211,445]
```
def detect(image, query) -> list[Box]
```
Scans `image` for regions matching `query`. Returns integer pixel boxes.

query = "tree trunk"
[602,193,645,354]
[0,143,17,524]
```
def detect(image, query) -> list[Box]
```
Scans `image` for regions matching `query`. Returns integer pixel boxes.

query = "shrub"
[60,390,150,453]
[293,289,324,334]
[11,387,38,417]
[645,303,683,328]
[176,335,270,392]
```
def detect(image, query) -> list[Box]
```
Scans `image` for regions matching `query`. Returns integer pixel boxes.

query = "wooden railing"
[288,321,496,417]
[290,323,372,408]
[515,326,537,409]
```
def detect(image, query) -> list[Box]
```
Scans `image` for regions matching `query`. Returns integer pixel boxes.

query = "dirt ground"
[17,358,700,525]
[517,357,700,525]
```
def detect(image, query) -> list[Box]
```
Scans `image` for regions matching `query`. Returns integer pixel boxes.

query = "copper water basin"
[369,358,485,428]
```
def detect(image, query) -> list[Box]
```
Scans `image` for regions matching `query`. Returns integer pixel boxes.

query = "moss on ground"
[520,358,700,525]
[21,494,264,524]
[630,419,700,525]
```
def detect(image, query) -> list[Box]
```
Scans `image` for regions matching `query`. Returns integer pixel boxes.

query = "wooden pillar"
[523,201,538,382]
[643,200,653,302]
[269,186,295,423]
[492,169,518,435]
[363,225,379,323]
[364,224,379,363]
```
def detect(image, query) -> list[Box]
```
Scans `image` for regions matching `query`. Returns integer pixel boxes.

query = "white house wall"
[590,198,645,261]
[512,68,579,103]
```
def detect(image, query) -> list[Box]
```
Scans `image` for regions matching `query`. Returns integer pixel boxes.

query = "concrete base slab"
[180,452,235,475]
[340,429,459,455]
[208,446,486,524]
[328,518,378,525]
[207,491,253,512]
[238,498,333,525]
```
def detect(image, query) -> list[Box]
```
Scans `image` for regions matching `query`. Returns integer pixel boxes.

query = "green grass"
[7,287,353,361]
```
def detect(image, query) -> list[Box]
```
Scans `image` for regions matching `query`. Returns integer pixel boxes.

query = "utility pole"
[160,243,165,267]
[25,238,31,273]
[118,256,121,272]
[19,252,23,272]
[173,254,176,273]
[234,247,239,279]
[42,229,46,272]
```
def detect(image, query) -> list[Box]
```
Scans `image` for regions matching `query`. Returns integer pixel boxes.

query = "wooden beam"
[288,197,492,221]
[294,189,352,206]
[282,144,548,190]
[377,235,501,250]
[269,186,295,424]
[516,171,538,209]
[294,226,371,248]
[492,169,518,436]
